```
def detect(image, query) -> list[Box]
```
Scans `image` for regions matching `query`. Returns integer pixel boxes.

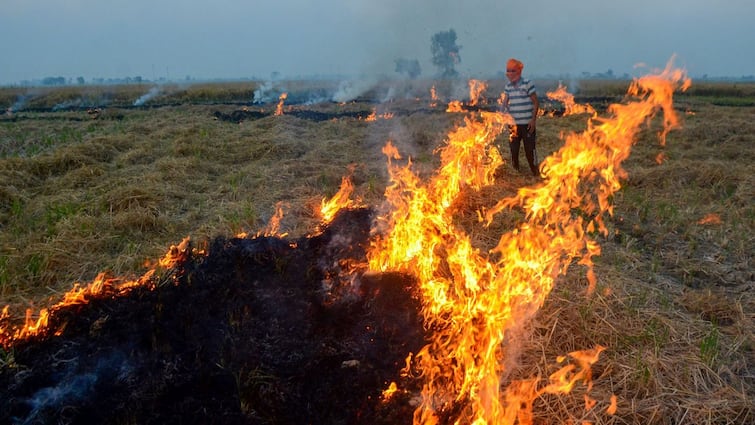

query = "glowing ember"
[367,60,689,424]
[546,82,596,116]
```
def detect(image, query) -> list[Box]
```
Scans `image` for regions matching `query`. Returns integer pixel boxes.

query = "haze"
[1,0,753,85]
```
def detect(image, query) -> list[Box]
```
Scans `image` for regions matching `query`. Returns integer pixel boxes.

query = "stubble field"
[0,78,753,424]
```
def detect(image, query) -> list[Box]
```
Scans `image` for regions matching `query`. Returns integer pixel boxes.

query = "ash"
[0,208,426,425]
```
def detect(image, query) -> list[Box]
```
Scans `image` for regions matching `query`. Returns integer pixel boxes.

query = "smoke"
[133,86,162,106]
[6,95,32,114]
[253,80,277,103]
[331,78,378,103]
[18,350,132,425]
[22,374,97,424]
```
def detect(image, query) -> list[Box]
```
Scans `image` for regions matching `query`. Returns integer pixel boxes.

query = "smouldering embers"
[367,60,689,424]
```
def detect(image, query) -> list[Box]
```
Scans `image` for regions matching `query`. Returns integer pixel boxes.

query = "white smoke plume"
[133,86,162,106]
[331,78,378,103]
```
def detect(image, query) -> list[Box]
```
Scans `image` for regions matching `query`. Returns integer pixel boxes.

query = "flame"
[382,381,400,401]
[606,394,618,415]
[1,240,196,347]
[274,92,288,116]
[320,176,363,223]
[0,59,689,423]
[697,213,722,225]
[446,100,463,112]
[430,85,438,107]
[364,108,395,122]
[368,59,689,424]
[468,79,487,107]
[546,82,596,116]
[259,201,288,237]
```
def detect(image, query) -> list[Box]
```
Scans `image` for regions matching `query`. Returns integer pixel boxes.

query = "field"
[0,77,753,423]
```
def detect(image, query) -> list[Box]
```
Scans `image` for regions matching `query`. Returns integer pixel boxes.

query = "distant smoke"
[253,80,276,104]
[380,85,397,103]
[7,95,31,114]
[331,78,378,103]
[52,98,89,111]
[133,86,162,106]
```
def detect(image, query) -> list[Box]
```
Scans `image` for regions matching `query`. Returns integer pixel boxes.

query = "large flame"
[367,60,690,424]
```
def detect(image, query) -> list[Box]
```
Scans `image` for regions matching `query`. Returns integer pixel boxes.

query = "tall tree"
[431,29,461,78]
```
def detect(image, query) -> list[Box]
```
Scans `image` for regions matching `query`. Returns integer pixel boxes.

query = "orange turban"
[506,58,524,71]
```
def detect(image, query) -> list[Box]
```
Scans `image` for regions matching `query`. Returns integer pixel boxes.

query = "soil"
[0,208,428,425]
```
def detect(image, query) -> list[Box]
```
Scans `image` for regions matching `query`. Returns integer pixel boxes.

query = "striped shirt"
[504,78,536,124]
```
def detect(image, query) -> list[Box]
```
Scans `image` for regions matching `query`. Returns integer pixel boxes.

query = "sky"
[1,0,753,85]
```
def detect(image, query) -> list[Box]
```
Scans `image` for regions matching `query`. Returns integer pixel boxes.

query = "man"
[502,58,540,176]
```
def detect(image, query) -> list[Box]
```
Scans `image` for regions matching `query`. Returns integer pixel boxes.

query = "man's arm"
[528,92,539,132]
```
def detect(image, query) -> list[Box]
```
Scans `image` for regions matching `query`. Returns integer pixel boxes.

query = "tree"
[76,76,86,85]
[431,29,461,78]
[394,58,421,79]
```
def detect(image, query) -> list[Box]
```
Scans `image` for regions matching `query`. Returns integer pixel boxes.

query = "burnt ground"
[0,208,428,425]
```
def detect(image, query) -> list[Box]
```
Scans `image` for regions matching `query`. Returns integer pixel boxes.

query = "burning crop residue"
[545,82,597,116]
[0,207,427,424]
[367,60,689,424]
[0,61,690,424]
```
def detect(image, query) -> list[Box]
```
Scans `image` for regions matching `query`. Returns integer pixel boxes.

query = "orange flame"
[697,213,722,225]
[274,92,288,116]
[446,100,463,112]
[546,82,596,116]
[364,108,394,122]
[259,201,288,237]
[320,176,362,223]
[430,85,438,107]
[468,79,487,106]
[368,59,689,424]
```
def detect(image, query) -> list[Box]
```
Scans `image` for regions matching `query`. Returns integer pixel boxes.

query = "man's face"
[506,67,521,83]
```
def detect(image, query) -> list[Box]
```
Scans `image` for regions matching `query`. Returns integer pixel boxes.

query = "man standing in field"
[502,58,540,176]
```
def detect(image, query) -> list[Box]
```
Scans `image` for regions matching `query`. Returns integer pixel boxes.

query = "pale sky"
[1,0,753,85]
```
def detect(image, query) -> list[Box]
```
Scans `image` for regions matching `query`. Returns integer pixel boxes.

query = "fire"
[430,85,439,107]
[367,60,689,424]
[468,79,487,106]
[0,58,690,424]
[0,270,163,345]
[697,213,722,225]
[546,82,596,116]
[274,92,288,116]
[320,176,363,223]
[1,238,197,347]
[364,108,395,122]
[260,201,288,237]
[446,100,463,112]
